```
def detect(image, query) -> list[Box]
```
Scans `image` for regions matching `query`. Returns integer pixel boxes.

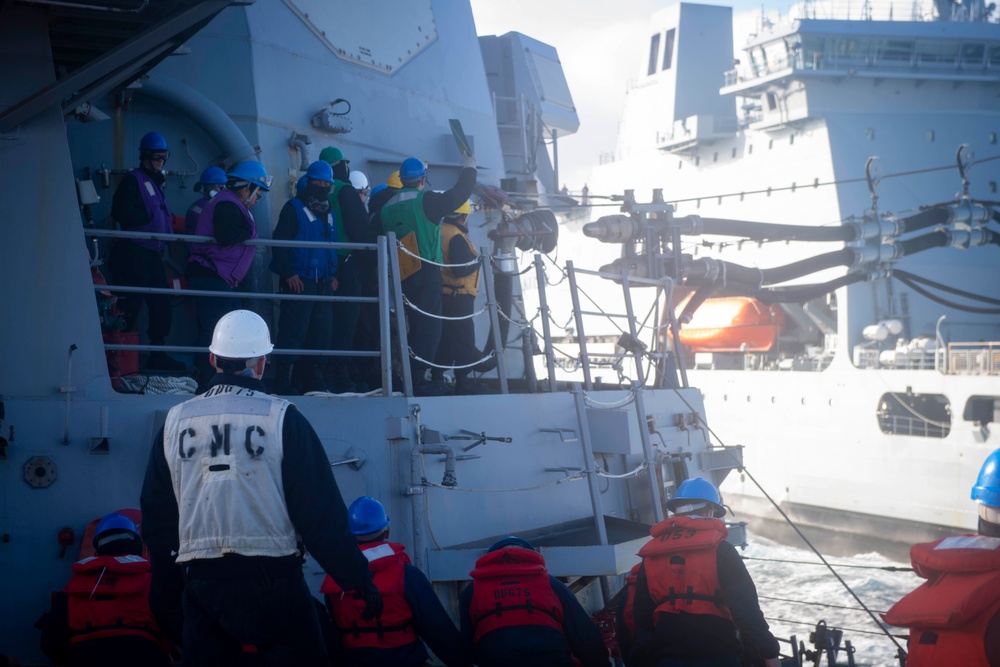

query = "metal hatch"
[285,0,437,74]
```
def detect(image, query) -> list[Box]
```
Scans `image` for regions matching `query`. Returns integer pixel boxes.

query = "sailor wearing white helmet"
[140,309,382,666]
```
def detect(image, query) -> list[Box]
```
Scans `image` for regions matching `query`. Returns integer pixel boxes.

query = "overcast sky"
[470,0,771,191]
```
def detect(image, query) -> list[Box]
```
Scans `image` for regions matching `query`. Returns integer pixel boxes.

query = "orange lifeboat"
[676,296,785,352]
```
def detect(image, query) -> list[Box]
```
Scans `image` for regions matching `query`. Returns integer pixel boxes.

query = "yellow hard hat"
[453,200,471,215]
[387,170,402,189]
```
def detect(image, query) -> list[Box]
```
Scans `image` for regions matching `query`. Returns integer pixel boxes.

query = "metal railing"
[87,226,523,396]
[947,342,1000,375]
[88,228,409,395]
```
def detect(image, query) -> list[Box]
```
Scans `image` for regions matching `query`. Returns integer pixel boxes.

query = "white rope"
[119,374,198,395]
[594,460,649,479]
[402,294,489,320]
[497,308,532,330]
[488,255,534,276]
[423,471,587,493]
[581,386,638,409]
[409,349,496,370]
[396,241,481,269]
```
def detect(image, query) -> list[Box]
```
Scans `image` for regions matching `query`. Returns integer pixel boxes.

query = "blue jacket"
[270,197,338,281]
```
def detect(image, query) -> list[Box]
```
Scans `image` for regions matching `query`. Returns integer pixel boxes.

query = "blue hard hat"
[665,477,726,518]
[195,166,227,192]
[305,160,333,183]
[972,448,1000,507]
[488,535,535,552]
[370,184,387,197]
[199,166,228,185]
[227,160,272,192]
[93,512,139,549]
[348,496,390,536]
[139,131,168,151]
[399,157,426,180]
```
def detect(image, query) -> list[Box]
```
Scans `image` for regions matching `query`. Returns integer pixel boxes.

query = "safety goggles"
[147,152,169,165]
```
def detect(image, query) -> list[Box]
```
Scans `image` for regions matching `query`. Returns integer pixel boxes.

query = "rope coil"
[118,374,198,395]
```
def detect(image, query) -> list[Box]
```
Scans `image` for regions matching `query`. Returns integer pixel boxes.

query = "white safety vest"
[162,384,298,562]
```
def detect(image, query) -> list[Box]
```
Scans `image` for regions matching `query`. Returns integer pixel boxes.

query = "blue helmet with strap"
[195,166,227,192]
[972,448,1000,507]
[139,131,168,151]
[488,535,535,552]
[399,157,426,180]
[665,477,726,518]
[93,512,139,549]
[227,160,272,192]
[305,160,333,183]
[348,496,390,536]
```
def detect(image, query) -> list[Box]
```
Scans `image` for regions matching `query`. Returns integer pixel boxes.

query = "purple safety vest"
[129,168,173,252]
[187,189,258,287]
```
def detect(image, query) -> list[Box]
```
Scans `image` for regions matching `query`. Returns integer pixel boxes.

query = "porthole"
[877,392,951,438]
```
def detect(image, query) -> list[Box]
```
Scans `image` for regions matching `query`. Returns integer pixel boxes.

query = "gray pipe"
[138,74,257,168]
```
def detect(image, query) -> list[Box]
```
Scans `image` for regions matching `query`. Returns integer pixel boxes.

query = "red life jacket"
[882,534,1000,667]
[62,555,162,644]
[320,542,417,649]
[469,547,564,643]
[637,516,734,622]
[621,563,641,639]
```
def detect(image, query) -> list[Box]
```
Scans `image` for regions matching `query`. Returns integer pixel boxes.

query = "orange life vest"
[321,541,417,649]
[621,563,641,639]
[469,547,564,643]
[440,220,479,296]
[63,555,162,645]
[637,516,734,622]
[882,534,1000,667]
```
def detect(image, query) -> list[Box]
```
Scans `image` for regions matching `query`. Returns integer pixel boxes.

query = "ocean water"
[742,532,921,667]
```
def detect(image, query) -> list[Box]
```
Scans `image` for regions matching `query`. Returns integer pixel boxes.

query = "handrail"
[94,229,405,397]
[85,227,376,252]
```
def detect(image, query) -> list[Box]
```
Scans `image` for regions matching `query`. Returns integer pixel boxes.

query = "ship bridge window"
[964,396,999,430]
[989,45,1000,67]
[831,37,868,63]
[961,43,985,66]
[648,32,661,76]
[662,29,676,70]
[916,40,958,66]
[801,35,824,69]
[750,47,767,77]
[875,39,914,64]
[877,392,951,438]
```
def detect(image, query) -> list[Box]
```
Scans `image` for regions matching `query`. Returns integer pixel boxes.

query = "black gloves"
[355,582,383,621]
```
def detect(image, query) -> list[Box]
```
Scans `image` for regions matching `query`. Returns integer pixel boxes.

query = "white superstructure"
[546,0,1000,553]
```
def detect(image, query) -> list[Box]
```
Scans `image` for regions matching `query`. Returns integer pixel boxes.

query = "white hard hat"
[209,310,274,359]
[349,171,369,190]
